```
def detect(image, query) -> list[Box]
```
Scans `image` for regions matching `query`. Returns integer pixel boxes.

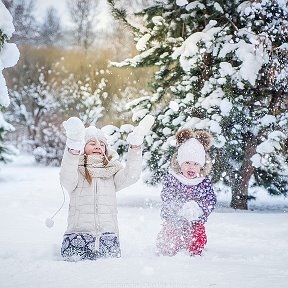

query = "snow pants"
[156,222,207,256]
[61,232,121,261]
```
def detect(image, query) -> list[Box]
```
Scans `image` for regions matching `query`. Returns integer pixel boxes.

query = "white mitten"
[63,117,85,151]
[127,115,155,146]
[126,133,144,146]
[134,114,155,136]
[178,201,203,221]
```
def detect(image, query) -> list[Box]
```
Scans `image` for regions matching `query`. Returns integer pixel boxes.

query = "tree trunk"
[230,136,257,210]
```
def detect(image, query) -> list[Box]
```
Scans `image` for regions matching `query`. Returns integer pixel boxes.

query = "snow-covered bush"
[6,62,108,165]
[32,123,66,166]
[57,72,106,127]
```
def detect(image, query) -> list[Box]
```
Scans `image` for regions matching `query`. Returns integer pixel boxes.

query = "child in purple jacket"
[156,128,216,256]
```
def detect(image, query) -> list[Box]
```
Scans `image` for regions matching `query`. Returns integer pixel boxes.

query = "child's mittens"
[134,114,155,136]
[127,115,155,146]
[178,201,203,221]
[63,117,85,151]
[126,133,144,146]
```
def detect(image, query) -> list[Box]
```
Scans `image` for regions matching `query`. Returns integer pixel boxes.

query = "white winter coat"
[60,147,142,237]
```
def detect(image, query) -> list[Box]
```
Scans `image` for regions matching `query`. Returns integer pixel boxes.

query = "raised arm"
[60,148,80,193]
[114,147,142,191]
[60,117,85,193]
[114,114,155,191]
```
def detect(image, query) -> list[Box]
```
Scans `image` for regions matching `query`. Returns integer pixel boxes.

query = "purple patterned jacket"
[160,172,217,228]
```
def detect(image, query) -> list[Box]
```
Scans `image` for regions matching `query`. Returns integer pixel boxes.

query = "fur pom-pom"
[176,128,214,150]
[45,218,54,228]
[194,130,214,150]
[176,128,194,145]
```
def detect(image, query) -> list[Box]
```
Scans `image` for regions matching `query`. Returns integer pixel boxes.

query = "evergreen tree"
[109,0,288,209]
[0,1,19,163]
[0,110,15,163]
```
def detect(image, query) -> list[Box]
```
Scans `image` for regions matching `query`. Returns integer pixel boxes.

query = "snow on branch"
[0,1,20,107]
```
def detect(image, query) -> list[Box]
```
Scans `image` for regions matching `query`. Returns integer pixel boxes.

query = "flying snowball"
[178,201,203,221]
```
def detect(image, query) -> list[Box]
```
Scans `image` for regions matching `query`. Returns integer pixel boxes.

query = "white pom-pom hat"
[177,138,206,167]
[85,126,108,146]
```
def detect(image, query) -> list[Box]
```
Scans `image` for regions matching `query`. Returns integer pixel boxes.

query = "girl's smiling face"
[84,140,106,156]
[180,161,202,179]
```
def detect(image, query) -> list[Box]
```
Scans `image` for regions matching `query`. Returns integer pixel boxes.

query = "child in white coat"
[60,116,153,261]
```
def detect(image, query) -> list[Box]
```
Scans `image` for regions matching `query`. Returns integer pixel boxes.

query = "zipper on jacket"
[93,179,100,233]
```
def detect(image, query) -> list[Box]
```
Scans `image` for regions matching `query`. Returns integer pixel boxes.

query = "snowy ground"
[0,155,288,288]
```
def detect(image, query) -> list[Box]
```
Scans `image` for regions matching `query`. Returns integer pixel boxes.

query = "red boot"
[186,224,207,256]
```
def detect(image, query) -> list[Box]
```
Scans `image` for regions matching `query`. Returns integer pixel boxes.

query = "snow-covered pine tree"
[0,1,19,163]
[0,26,7,162]
[109,0,288,209]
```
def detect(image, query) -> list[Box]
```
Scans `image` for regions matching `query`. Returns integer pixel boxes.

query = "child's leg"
[156,223,184,256]
[98,232,121,258]
[61,233,99,261]
[186,224,207,256]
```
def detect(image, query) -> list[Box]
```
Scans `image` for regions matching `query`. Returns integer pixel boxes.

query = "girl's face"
[180,161,202,179]
[84,140,106,156]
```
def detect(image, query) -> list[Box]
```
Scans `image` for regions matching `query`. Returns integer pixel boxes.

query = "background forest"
[1,0,288,210]
[2,0,155,163]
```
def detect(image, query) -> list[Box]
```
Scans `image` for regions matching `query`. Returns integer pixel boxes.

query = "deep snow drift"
[0,155,287,288]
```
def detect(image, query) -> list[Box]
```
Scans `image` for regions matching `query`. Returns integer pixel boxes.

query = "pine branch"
[0,29,8,51]
[106,0,137,32]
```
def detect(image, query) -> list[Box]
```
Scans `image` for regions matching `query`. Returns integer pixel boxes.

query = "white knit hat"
[84,126,108,146]
[177,138,206,167]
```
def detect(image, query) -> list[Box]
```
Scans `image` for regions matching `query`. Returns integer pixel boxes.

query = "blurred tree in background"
[3,0,38,44]
[67,0,98,51]
[39,7,62,47]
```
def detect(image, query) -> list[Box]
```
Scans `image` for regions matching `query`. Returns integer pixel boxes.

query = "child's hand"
[63,117,85,152]
[63,117,85,140]
[133,114,155,136]
[126,132,144,146]
[126,115,155,146]
[178,201,203,221]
